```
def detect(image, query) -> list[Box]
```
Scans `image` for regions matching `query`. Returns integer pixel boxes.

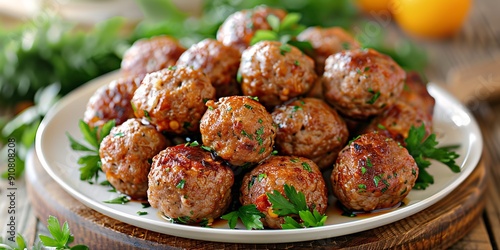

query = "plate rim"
[35,71,483,244]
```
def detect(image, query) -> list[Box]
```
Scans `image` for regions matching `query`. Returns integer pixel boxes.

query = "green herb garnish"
[221,204,265,230]
[405,125,461,190]
[66,119,115,182]
[267,184,327,228]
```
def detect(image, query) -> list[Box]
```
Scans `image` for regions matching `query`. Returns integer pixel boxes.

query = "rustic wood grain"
[25,148,487,250]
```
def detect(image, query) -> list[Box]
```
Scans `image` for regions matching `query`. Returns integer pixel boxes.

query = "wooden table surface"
[1,0,500,249]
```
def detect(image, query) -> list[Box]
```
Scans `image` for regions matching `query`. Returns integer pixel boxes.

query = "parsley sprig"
[221,204,265,230]
[0,216,89,250]
[267,184,327,229]
[250,13,312,53]
[66,119,115,183]
[405,125,461,190]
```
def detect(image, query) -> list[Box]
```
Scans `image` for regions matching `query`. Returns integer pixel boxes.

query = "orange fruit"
[355,0,392,14]
[391,0,472,39]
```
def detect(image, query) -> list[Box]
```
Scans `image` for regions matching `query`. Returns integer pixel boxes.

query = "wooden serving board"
[25,150,487,250]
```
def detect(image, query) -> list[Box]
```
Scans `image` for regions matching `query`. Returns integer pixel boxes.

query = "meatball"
[362,100,433,145]
[148,144,234,224]
[200,96,276,167]
[131,66,216,134]
[176,38,242,98]
[121,35,186,77]
[272,98,349,170]
[331,132,418,212]
[83,75,142,129]
[240,41,317,108]
[401,71,435,117]
[99,118,169,199]
[216,6,287,52]
[297,26,361,75]
[240,156,328,229]
[323,48,406,120]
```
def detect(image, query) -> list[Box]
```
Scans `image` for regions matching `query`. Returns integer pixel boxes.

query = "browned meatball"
[216,6,287,52]
[362,100,433,145]
[331,132,418,212]
[297,26,361,75]
[240,41,317,108]
[83,75,143,129]
[323,49,406,120]
[99,118,169,199]
[148,144,234,224]
[200,96,276,167]
[401,71,435,117]
[240,156,328,229]
[131,66,216,134]
[176,38,242,98]
[272,98,349,170]
[121,35,186,77]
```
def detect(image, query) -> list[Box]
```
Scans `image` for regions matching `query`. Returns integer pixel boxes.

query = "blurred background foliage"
[0,0,427,177]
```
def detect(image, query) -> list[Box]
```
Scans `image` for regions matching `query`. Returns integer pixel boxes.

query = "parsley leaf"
[405,125,461,190]
[267,184,327,229]
[249,12,311,54]
[38,216,89,250]
[66,119,115,182]
[221,204,265,230]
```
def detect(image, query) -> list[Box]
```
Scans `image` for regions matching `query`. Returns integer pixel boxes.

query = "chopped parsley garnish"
[185,141,200,147]
[176,179,186,189]
[113,132,124,137]
[258,173,267,182]
[137,211,148,216]
[201,145,213,152]
[279,44,292,55]
[267,184,327,228]
[366,88,381,104]
[103,195,129,204]
[66,119,115,182]
[361,167,367,174]
[373,175,382,187]
[405,125,461,190]
[358,184,366,189]
[301,162,312,172]
[366,157,373,167]
[244,104,253,109]
[141,202,151,208]
[143,110,151,120]
[247,96,259,101]
[221,204,265,230]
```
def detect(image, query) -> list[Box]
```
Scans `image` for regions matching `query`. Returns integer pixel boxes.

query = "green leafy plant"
[0,83,60,178]
[221,204,265,230]
[66,119,115,183]
[405,124,461,190]
[0,216,88,250]
[267,184,327,229]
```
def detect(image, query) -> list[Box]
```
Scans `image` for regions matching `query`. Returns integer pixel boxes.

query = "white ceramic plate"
[35,71,483,244]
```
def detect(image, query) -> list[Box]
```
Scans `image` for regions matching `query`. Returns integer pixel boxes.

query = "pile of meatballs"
[83,6,435,229]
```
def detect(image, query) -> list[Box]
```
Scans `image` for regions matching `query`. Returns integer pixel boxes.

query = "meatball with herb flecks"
[200,96,276,168]
[99,118,169,199]
[239,41,317,109]
[131,66,216,134]
[297,26,361,75]
[216,6,287,53]
[84,75,143,129]
[120,35,186,77]
[176,38,242,98]
[331,132,418,212]
[240,156,328,229]
[323,48,406,120]
[148,144,234,225]
[272,98,349,170]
